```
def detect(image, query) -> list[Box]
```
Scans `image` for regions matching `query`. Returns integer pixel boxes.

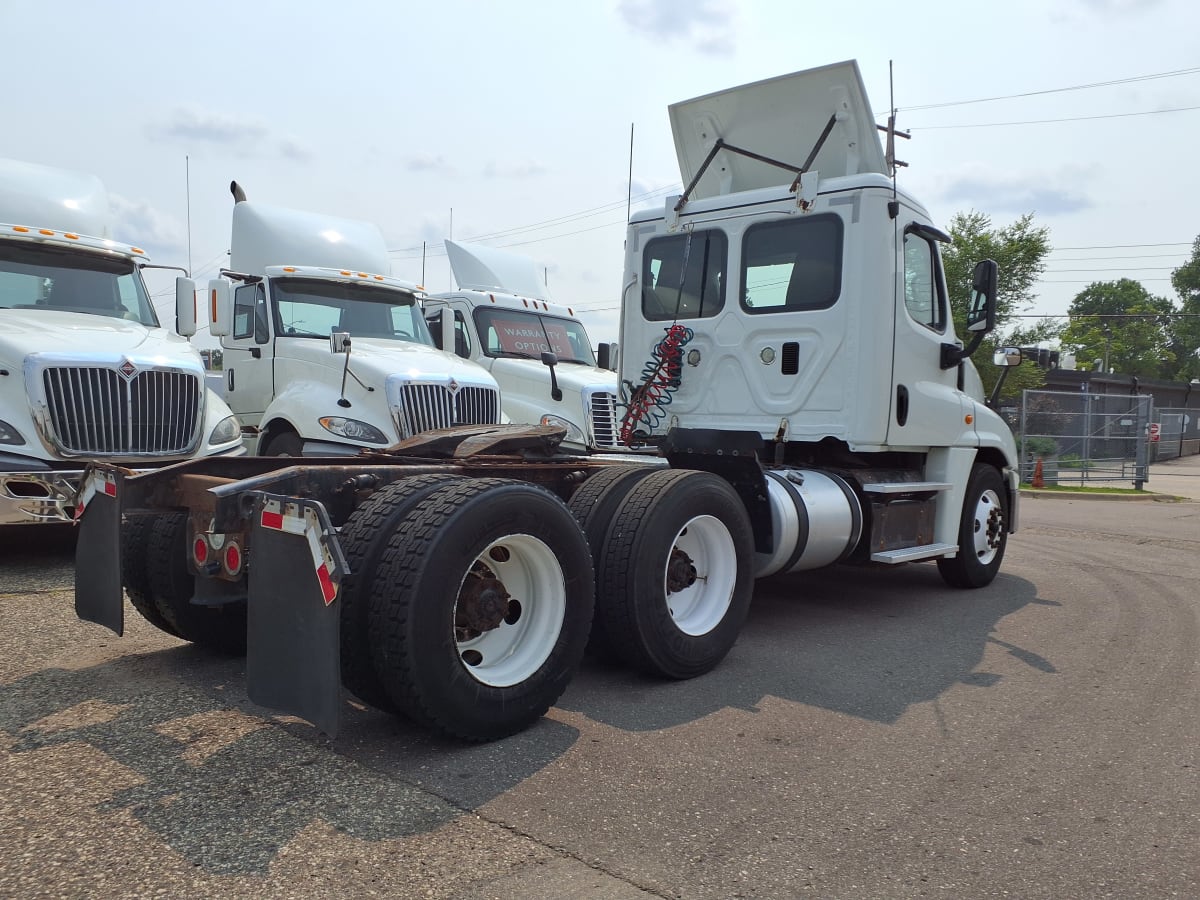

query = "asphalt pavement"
[0,487,1197,898]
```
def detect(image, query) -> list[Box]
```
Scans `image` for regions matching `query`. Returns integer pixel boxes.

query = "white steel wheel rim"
[454,534,566,688]
[971,489,1004,565]
[663,514,737,636]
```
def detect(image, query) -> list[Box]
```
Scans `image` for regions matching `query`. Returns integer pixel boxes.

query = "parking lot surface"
[1,493,1197,898]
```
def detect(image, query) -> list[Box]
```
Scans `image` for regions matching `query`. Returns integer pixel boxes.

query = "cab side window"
[902,232,946,332]
[233,284,270,343]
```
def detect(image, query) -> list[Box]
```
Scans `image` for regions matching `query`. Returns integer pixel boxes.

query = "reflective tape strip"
[74,471,116,520]
[259,499,339,605]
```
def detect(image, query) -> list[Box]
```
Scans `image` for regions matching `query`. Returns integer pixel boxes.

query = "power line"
[898,65,1200,112]
[914,104,1200,130]
[1050,242,1193,250]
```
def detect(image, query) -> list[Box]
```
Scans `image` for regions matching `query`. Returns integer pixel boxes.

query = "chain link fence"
[1014,389,1200,486]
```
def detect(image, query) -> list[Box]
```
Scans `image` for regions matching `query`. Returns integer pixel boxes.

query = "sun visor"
[668,60,888,200]
[229,201,390,276]
[445,239,553,301]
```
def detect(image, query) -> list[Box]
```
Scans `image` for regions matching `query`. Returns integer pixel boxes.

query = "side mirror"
[330,331,351,354]
[966,259,998,334]
[597,342,619,371]
[540,351,559,368]
[175,277,198,337]
[993,347,1022,367]
[208,279,233,337]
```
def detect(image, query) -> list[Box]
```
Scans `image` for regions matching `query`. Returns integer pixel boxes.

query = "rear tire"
[121,513,182,638]
[368,479,594,741]
[597,469,753,679]
[566,465,655,656]
[937,464,1008,589]
[337,474,463,711]
[147,512,247,654]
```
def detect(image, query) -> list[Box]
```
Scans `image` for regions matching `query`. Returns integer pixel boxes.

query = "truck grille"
[590,391,620,448]
[41,367,201,454]
[394,384,500,438]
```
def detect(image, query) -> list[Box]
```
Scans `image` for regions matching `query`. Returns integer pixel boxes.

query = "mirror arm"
[940,332,986,370]
[987,366,1012,410]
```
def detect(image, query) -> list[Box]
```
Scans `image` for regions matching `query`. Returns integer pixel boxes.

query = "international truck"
[208,186,501,456]
[72,61,1023,743]
[0,159,244,526]
[423,240,625,452]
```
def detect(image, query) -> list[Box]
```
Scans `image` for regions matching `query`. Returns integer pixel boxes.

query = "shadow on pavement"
[560,562,1055,732]
[0,645,579,875]
[0,558,1052,875]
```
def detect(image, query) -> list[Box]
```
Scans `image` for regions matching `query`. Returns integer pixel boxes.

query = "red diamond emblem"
[119,359,137,379]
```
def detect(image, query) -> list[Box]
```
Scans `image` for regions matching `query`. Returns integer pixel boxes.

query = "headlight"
[208,415,241,446]
[539,414,585,444]
[319,416,389,444]
[0,419,25,446]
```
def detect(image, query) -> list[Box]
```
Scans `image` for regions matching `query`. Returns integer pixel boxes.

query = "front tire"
[367,479,594,741]
[597,469,754,679]
[937,464,1008,589]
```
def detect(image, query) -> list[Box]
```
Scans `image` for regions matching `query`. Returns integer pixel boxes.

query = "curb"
[1019,489,1189,502]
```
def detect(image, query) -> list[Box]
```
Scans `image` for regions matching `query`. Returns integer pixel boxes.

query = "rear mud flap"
[246,493,347,737]
[74,471,124,636]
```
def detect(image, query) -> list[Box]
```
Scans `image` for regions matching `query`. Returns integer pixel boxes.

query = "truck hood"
[669,59,887,200]
[278,336,499,385]
[0,309,194,369]
[489,357,617,396]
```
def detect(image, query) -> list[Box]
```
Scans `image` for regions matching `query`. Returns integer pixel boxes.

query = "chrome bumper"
[0,470,85,525]
[0,446,248,526]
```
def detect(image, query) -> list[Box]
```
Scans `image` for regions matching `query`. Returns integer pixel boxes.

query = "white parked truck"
[208,186,501,456]
[73,61,1023,742]
[424,239,624,452]
[0,159,244,525]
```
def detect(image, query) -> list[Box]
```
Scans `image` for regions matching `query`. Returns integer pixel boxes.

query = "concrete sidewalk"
[1147,452,1200,500]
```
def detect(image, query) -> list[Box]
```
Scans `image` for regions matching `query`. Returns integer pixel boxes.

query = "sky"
[3,0,1198,348]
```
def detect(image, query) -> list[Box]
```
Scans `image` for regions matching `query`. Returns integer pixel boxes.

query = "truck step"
[862,481,952,495]
[870,542,958,564]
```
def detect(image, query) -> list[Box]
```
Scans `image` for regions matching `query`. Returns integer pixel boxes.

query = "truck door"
[220,282,275,430]
[886,222,971,448]
[425,301,476,361]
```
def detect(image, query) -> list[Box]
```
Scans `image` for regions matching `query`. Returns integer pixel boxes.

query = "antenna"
[626,122,635,223]
[421,241,426,288]
[882,60,911,219]
[185,155,193,276]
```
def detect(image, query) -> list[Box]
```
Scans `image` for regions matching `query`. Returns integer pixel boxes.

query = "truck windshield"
[271,278,434,344]
[0,242,158,326]
[472,307,597,365]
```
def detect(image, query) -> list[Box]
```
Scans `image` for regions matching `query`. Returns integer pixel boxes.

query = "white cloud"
[108,193,187,258]
[405,153,454,173]
[147,108,311,163]
[933,164,1095,217]
[616,0,736,55]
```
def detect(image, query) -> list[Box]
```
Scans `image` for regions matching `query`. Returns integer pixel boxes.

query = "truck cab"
[424,240,623,452]
[210,194,501,456]
[0,159,244,524]
[618,61,1019,583]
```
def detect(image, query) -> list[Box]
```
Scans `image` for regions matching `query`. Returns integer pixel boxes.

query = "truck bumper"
[0,469,85,525]
[0,446,247,526]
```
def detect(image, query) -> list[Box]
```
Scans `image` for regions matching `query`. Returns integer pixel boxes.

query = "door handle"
[227,369,235,392]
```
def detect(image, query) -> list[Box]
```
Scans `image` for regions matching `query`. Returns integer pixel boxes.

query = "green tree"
[1059,279,1176,378]
[1169,235,1200,381]
[941,211,1056,397]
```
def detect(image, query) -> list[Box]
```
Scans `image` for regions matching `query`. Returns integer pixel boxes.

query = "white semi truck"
[73,61,1023,742]
[423,239,624,452]
[208,186,501,456]
[0,159,244,526]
